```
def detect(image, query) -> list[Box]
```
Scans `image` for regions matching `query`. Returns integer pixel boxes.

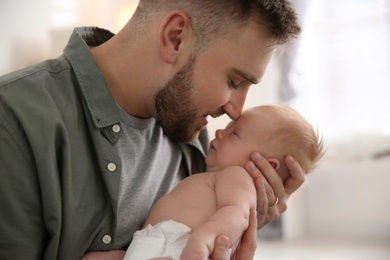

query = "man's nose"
[223,88,249,120]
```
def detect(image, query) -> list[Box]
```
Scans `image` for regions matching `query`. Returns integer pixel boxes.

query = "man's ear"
[267,158,281,171]
[158,10,192,64]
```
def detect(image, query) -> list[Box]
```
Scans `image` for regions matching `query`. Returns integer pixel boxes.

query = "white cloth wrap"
[123,220,192,260]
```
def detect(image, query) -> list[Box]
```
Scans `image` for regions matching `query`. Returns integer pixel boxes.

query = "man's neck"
[90,35,156,118]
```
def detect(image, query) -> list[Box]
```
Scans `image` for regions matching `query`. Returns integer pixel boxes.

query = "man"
[0,0,302,259]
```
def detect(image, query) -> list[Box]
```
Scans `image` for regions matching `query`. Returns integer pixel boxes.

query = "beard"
[154,55,202,143]
[154,56,225,143]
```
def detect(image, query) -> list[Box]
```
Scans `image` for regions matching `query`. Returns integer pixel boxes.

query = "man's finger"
[254,178,270,228]
[235,208,258,260]
[210,235,230,260]
[249,152,284,202]
[284,155,306,195]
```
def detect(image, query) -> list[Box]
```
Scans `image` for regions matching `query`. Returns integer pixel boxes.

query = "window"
[285,0,390,138]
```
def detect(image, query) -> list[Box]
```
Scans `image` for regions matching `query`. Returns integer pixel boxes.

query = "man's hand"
[245,152,306,228]
[233,208,258,260]
[210,235,230,260]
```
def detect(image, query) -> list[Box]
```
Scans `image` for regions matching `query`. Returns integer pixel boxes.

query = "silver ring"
[268,197,279,209]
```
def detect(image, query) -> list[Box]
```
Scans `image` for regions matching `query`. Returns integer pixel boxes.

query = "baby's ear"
[267,158,281,171]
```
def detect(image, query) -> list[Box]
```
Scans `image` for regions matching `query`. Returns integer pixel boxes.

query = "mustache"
[206,108,225,118]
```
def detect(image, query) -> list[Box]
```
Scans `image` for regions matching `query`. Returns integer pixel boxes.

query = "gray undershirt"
[113,105,185,249]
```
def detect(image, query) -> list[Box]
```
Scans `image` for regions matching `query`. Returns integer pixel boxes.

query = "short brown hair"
[129,0,301,53]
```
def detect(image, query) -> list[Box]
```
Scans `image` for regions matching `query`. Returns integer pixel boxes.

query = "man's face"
[155,55,215,143]
[155,20,276,143]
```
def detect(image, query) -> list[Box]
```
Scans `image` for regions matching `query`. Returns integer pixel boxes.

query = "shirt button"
[112,124,121,133]
[102,234,112,244]
[107,163,116,172]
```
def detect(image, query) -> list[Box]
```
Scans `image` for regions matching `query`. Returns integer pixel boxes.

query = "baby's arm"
[180,166,257,259]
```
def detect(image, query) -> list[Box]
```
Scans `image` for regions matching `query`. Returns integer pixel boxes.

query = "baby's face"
[206,109,277,172]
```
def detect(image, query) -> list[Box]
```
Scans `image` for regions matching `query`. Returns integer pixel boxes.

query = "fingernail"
[289,155,295,163]
[248,161,255,170]
[256,178,264,188]
[216,236,229,249]
[254,152,262,161]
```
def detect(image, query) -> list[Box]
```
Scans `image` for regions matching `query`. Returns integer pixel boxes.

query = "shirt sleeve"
[0,108,48,259]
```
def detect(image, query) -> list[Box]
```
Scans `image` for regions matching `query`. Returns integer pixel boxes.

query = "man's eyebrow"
[232,68,259,85]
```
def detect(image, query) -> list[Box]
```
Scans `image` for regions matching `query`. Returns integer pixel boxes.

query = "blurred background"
[1,0,389,259]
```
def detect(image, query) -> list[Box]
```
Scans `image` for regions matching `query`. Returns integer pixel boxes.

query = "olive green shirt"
[0,27,208,260]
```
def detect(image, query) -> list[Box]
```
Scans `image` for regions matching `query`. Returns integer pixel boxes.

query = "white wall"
[303,135,390,240]
[0,0,139,75]
[0,0,51,75]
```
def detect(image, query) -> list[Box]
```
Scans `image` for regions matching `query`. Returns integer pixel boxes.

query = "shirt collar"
[63,26,120,128]
[63,27,209,157]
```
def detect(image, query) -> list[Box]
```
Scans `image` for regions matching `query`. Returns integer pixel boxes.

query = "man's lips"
[201,116,209,126]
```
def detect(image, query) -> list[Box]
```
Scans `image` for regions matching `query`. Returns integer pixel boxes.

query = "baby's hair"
[252,105,325,174]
